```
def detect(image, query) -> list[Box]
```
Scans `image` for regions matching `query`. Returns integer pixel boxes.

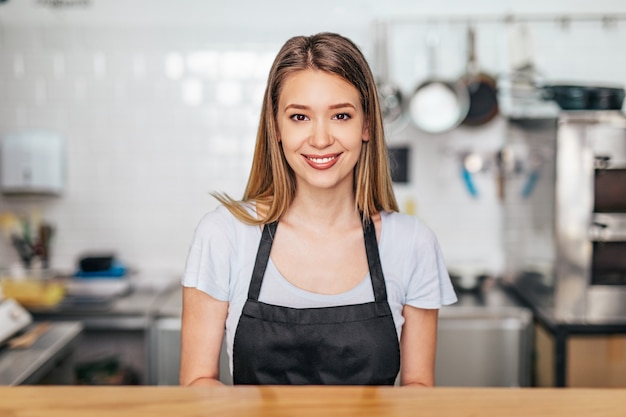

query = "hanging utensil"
[373,21,407,133]
[494,149,506,202]
[521,152,543,198]
[460,25,499,126]
[460,152,482,198]
[408,31,469,134]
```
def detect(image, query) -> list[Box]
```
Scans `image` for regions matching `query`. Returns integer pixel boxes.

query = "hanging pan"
[408,32,469,134]
[373,21,407,132]
[459,25,499,126]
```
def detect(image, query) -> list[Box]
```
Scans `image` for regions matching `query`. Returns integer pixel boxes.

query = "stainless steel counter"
[437,281,533,387]
[150,282,533,387]
[154,285,182,318]
[28,288,166,330]
[0,321,83,385]
[24,279,179,385]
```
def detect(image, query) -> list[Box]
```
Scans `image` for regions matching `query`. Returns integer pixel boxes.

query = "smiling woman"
[179,32,457,387]
[277,69,368,194]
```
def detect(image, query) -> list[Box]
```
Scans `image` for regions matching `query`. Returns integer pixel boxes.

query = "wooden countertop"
[1,386,625,416]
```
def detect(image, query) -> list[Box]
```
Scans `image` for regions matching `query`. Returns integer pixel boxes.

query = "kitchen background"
[1,0,626,279]
[1,0,626,388]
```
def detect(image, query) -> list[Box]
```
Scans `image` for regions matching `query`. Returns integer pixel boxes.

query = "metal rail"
[379,13,626,28]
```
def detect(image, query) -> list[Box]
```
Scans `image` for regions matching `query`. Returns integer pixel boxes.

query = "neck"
[284,187,361,231]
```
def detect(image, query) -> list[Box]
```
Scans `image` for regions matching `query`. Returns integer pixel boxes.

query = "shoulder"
[192,204,256,244]
[195,204,236,232]
[184,205,258,301]
[380,211,457,308]
[381,211,438,246]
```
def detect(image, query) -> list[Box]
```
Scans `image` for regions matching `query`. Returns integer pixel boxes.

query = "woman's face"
[276,69,369,195]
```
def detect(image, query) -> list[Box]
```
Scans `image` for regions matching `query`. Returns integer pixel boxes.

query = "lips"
[303,153,342,170]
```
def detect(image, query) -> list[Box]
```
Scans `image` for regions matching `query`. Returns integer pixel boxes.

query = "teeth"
[308,156,336,163]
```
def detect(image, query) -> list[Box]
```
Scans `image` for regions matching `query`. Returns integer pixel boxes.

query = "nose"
[309,120,334,148]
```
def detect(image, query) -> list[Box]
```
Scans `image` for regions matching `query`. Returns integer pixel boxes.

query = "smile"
[303,153,342,169]
[307,156,336,163]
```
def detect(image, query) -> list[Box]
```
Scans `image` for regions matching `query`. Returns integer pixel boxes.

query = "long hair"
[215,32,398,224]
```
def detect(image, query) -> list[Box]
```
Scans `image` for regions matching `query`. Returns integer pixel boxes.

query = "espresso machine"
[503,110,626,323]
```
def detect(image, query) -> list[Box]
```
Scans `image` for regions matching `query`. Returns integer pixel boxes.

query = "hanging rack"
[380,13,626,27]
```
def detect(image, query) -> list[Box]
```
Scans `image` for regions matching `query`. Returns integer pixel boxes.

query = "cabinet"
[29,287,165,384]
[435,284,533,387]
[436,306,533,387]
[535,324,626,387]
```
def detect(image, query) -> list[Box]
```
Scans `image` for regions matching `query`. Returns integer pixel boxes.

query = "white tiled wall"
[1,0,626,281]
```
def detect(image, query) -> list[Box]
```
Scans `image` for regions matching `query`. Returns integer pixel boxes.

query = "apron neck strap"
[362,217,388,302]
[247,221,278,300]
[247,216,388,302]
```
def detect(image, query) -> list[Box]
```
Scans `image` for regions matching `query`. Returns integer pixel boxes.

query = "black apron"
[232,218,400,385]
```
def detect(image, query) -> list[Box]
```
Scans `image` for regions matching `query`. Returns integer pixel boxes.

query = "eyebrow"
[284,102,357,111]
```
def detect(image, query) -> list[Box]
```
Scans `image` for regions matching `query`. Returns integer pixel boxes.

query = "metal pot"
[409,32,469,134]
[449,271,489,293]
[448,264,492,293]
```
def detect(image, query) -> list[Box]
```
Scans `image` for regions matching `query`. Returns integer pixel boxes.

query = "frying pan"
[373,21,407,132]
[460,26,499,126]
[409,32,469,134]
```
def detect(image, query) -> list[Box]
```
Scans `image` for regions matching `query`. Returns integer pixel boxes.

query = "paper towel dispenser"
[1,130,65,195]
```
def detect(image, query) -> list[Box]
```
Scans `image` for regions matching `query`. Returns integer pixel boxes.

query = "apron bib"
[232,218,400,385]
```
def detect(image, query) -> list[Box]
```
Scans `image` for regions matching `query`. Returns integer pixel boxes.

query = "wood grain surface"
[0,386,625,417]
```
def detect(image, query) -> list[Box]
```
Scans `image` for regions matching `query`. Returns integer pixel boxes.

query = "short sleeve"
[181,206,237,301]
[403,219,458,309]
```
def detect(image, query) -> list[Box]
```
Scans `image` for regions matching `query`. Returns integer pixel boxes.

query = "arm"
[179,286,229,386]
[399,305,439,387]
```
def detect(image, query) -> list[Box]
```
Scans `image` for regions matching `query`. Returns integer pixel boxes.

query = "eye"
[290,114,308,121]
[333,113,352,121]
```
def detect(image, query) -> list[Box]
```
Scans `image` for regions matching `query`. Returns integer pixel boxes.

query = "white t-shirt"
[182,205,457,374]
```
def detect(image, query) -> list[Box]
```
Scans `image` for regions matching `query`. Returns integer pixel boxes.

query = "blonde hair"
[215,32,398,224]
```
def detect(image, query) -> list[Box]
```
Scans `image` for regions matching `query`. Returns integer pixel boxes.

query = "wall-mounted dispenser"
[1,130,65,196]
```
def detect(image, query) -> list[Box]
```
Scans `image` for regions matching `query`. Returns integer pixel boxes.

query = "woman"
[180,32,457,387]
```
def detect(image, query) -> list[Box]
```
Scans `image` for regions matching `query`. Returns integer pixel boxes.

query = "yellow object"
[1,277,65,307]
[0,211,22,238]
[404,198,417,216]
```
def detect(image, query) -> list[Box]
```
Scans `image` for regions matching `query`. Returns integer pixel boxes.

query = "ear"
[362,123,370,142]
